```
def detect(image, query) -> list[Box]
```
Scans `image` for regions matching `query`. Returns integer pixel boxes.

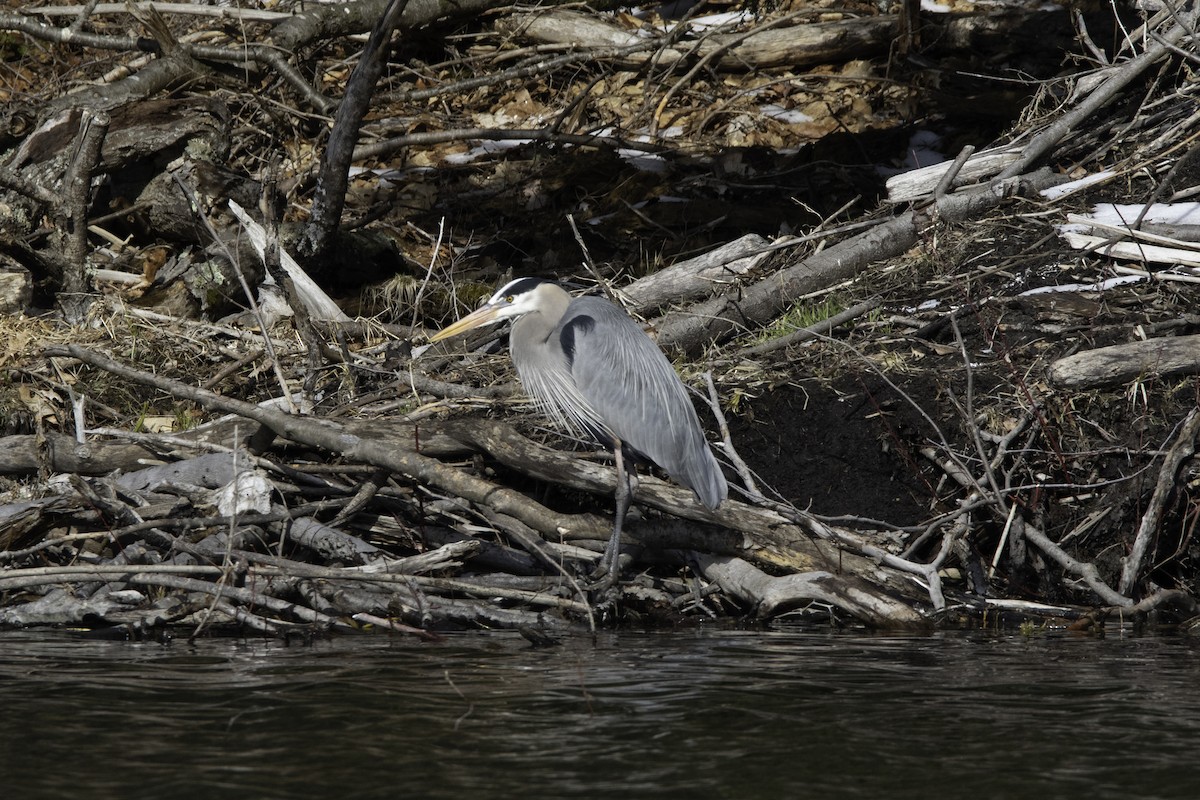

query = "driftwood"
[623,234,772,314]
[42,344,932,617]
[654,168,1065,355]
[694,554,924,626]
[1048,335,1200,389]
[0,434,160,475]
[497,10,895,70]
[885,146,1023,203]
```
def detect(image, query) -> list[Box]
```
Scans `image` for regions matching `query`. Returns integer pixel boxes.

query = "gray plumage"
[430,277,728,586]
[509,285,727,509]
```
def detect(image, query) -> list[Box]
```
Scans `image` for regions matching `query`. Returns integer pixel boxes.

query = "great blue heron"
[430,277,727,586]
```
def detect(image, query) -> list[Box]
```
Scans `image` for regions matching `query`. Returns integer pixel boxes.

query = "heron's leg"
[595,443,634,589]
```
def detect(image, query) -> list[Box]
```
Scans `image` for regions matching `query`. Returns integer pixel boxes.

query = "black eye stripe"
[497,277,549,299]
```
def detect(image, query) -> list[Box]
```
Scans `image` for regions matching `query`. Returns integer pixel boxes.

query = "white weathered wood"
[624,234,771,313]
[498,10,892,69]
[693,553,926,626]
[1048,334,1200,389]
[886,146,1023,202]
[1060,232,1200,269]
[228,199,351,322]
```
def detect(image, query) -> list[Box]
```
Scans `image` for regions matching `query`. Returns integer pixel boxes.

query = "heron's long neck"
[511,284,570,350]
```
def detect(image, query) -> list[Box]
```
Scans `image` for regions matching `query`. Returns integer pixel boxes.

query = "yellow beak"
[428,304,503,342]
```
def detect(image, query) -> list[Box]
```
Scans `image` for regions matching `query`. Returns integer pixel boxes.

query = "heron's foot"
[585,551,624,592]
[584,578,621,615]
[583,570,616,594]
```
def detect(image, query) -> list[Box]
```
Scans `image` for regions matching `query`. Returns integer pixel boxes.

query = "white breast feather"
[518,360,609,441]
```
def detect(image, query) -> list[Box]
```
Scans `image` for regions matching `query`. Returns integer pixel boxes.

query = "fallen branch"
[1022,522,1131,607]
[1048,335,1200,389]
[654,169,1065,355]
[1119,406,1200,596]
[693,554,926,627]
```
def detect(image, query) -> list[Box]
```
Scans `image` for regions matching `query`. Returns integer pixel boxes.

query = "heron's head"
[429,278,554,342]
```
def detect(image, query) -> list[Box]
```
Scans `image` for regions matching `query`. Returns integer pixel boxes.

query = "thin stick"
[1023,520,1131,607]
[933,145,976,198]
[408,216,445,332]
[174,177,297,414]
[701,371,759,497]
[567,213,619,304]
[1119,406,1200,596]
[988,502,1019,582]
[742,298,880,357]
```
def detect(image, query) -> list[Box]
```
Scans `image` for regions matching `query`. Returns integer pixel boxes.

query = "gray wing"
[560,297,727,509]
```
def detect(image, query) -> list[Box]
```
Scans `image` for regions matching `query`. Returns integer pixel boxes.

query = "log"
[654,169,1066,355]
[623,234,771,314]
[0,434,160,475]
[498,10,894,70]
[694,554,926,627]
[494,11,685,67]
[885,146,1023,202]
[696,16,894,69]
[1048,335,1200,389]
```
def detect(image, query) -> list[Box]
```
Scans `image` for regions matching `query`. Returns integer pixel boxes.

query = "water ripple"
[1,628,1198,799]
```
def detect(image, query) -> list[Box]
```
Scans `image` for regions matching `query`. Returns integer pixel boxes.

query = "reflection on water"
[1,626,1198,799]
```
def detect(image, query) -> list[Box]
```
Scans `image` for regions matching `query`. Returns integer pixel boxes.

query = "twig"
[68,0,102,33]
[700,371,759,497]
[201,348,265,391]
[999,9,1199,178]
[949,314,1008,506]
[67,386,87,444]
[1022,522,1131,606]
[407,217,445,333]
[741,298,880,357]
[352,612,440,640]
[988,503,1019,582]
[933,145,976,198]
[1119,406,1200,596]
[566,213,617,303]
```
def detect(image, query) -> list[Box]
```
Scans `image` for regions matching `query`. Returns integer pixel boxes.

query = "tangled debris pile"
[1,1,1200,638]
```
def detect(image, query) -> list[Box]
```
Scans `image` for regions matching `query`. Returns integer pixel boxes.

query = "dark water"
[1,626,1197,799]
